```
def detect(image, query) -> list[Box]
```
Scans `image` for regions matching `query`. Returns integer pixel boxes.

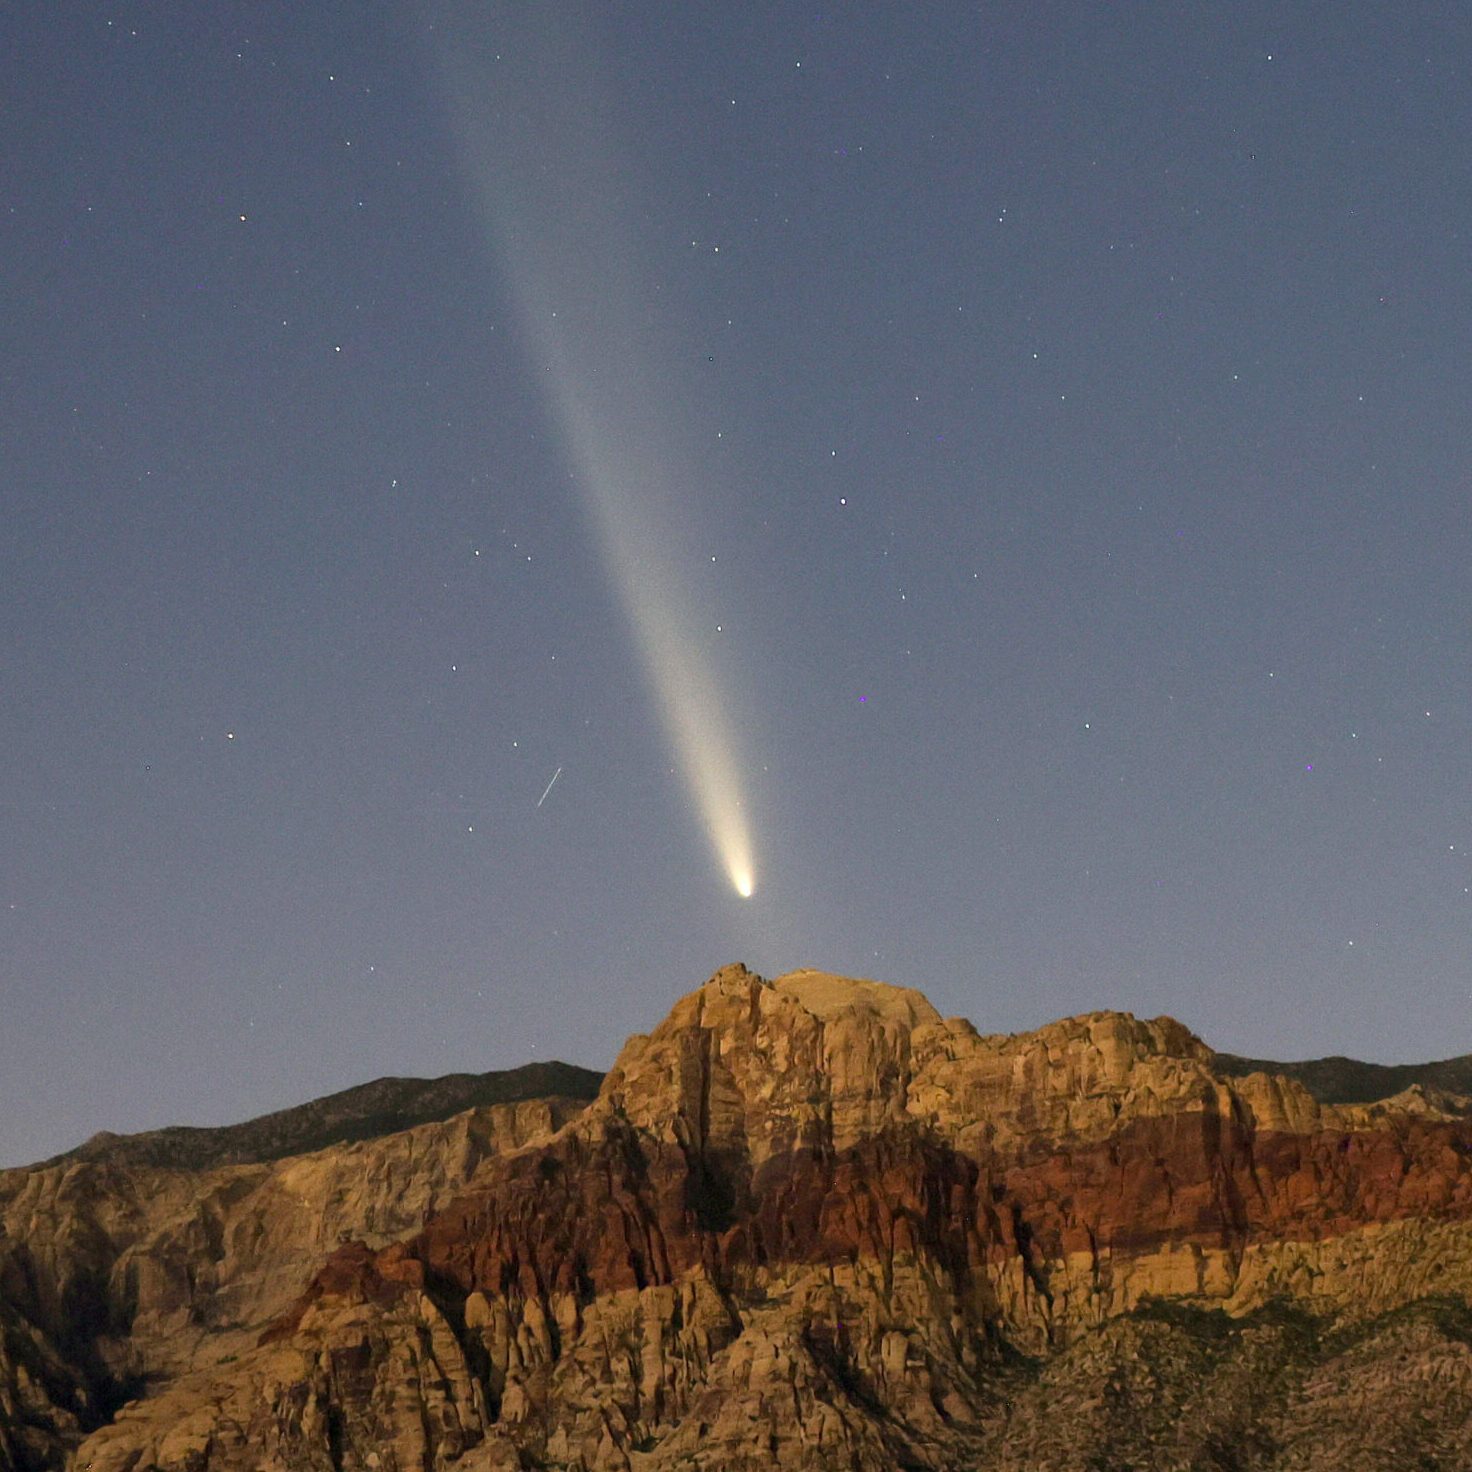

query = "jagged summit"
[598,964,1233,1163]
[692,961,1209,1053]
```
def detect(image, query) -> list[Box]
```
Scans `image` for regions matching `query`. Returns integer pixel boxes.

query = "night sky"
[5,2,1471,1166]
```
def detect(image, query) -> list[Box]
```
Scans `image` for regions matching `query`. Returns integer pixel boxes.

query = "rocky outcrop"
[14,964,1472,1469]
[0,1090,592,1470]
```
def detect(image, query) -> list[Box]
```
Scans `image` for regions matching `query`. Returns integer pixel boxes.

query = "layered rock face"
[0,1087,594,1472]
[11,965,1472,1470]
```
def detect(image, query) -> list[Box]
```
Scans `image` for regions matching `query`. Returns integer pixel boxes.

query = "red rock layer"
[274,1105,1472,1342]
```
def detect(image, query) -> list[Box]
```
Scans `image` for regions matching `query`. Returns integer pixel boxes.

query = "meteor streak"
[536,767,563,809]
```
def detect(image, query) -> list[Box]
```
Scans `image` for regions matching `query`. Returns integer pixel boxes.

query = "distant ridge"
[1211,1049,1472,1105]
[39,1060,604,1172]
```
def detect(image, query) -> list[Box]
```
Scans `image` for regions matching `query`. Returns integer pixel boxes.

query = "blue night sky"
[4,2,1470,1164]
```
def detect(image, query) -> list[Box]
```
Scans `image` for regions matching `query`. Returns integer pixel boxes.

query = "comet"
[435,7,758,898]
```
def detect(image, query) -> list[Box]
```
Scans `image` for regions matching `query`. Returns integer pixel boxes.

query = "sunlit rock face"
[11,965,1472,1470]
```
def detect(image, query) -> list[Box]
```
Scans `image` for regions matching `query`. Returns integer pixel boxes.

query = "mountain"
[39,1061,604,1173]
[1212,1047,1472,1106]
[0,1068,599,1472]
[8,965,1472,1470]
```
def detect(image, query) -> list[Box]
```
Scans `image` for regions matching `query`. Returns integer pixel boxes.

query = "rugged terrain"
[7,965,1472,1469]
[0,1066,600,1471]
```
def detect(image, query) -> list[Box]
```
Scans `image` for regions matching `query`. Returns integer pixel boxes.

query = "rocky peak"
[769,967,942,1026]
[596,965,1236,1162]
[595,964,949,1159]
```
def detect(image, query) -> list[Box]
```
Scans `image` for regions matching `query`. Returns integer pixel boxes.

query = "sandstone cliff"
[10,965,1472,1470]
[0,1074,596,1471]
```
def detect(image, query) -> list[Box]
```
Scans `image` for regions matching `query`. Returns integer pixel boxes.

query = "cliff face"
[11,965,1472,1471]
[0,1090,592,1472]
